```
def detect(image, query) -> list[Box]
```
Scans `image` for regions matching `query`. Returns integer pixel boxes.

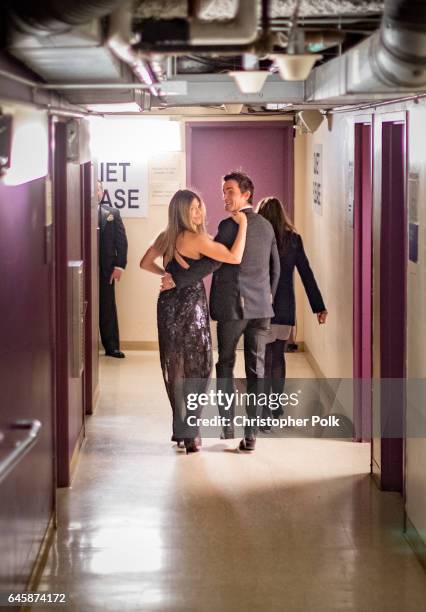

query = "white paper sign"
[150,182,183,206]
[408,172,419,224]
[149,152,185,205]
[313,144,322,215]
[149,152,183,182]
[98,160,148,218]
[347,160,354,228]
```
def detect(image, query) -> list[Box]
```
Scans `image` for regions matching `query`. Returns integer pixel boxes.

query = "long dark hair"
[256,197,296,255]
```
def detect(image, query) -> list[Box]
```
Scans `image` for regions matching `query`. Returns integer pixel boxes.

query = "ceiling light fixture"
[224,104,244,114]
[270,53,322,81]
[229,52,268,94]
[270,0,322,81]
[229,71,269,94]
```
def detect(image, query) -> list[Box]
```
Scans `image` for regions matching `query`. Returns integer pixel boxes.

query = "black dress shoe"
[185,436,202,454]
[239,437,256,451]
[105,349,125,358]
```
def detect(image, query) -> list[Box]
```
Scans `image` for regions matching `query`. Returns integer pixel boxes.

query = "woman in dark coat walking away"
[257,197,328,428]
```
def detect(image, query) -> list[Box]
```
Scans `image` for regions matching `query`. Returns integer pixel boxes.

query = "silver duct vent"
[307,0,426,100]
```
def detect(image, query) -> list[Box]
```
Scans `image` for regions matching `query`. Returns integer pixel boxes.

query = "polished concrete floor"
[37,351,426,611]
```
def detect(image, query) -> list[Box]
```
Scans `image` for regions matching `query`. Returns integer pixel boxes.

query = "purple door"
[353,122,373,441]
[0,176,55,591]
[54,121,85,487]
[186,121,294,239]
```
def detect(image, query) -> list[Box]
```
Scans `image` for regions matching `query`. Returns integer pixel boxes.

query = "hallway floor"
[38,351,426,611]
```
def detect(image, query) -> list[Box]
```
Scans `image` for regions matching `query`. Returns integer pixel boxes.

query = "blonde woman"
[140,189,247,453]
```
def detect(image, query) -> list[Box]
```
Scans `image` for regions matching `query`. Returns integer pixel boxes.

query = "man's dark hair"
[223,171,254,204]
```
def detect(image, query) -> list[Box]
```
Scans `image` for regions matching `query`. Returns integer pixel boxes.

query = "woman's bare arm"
[193,212,247,264]
[139,244,165,276]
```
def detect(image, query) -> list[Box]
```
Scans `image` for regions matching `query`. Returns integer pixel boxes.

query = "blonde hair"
[154,189,206,263]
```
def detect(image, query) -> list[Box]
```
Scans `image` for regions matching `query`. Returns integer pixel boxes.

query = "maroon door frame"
[353,122,373,442]
[82,162,99,415]
[53,120,70,487]
[372,116,407,492]
[379,120,406,492]
[53,120,86,487]
[186,121,294,220]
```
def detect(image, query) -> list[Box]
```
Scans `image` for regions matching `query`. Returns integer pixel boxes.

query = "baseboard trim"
[121,341,159,350]
[303,341,357,438]
[404,516,426,571]
[69,425,86,482]
[86,382,100,416]
[22,514,56,611]
[93,383,100,413]
[303,341,326,378]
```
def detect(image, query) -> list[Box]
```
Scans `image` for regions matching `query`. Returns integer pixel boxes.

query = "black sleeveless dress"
[157,256,213,442]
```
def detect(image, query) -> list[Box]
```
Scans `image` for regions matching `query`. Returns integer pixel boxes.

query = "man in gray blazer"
[163,171,280,451]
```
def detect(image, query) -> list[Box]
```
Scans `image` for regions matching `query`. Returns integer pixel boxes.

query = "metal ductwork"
[372,0,426,88]
[5,0,130,85]
[3,0,152,106]
[307,0,426,100]
[191,0,258,46]
[134,0,259,52]
[3,0,123,36]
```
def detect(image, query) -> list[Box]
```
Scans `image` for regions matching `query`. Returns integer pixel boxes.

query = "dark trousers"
[263,340,287,419]
[99,273,120,353]
[216,318,270,438]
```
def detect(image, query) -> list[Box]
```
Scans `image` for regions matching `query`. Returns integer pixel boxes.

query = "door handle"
[0,419,42,484]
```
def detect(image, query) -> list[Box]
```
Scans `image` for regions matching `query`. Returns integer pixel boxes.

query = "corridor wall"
[300,99,426,557]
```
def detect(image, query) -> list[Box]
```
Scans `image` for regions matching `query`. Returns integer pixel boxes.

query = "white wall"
[406,102,426,546]
[298,117,354,378]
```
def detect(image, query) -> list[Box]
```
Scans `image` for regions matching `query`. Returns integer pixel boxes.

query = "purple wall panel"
[0,177,54,590]
[187,122,294,238]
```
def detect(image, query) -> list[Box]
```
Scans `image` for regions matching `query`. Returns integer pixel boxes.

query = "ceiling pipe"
[307,0,426,98]
[373,0,426,88]
[106,3,165,100]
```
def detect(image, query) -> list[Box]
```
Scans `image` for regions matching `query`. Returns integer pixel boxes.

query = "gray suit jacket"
[168,209,280,321]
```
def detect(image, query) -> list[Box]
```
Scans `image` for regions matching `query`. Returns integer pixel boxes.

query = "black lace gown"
[157,256,213,442]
